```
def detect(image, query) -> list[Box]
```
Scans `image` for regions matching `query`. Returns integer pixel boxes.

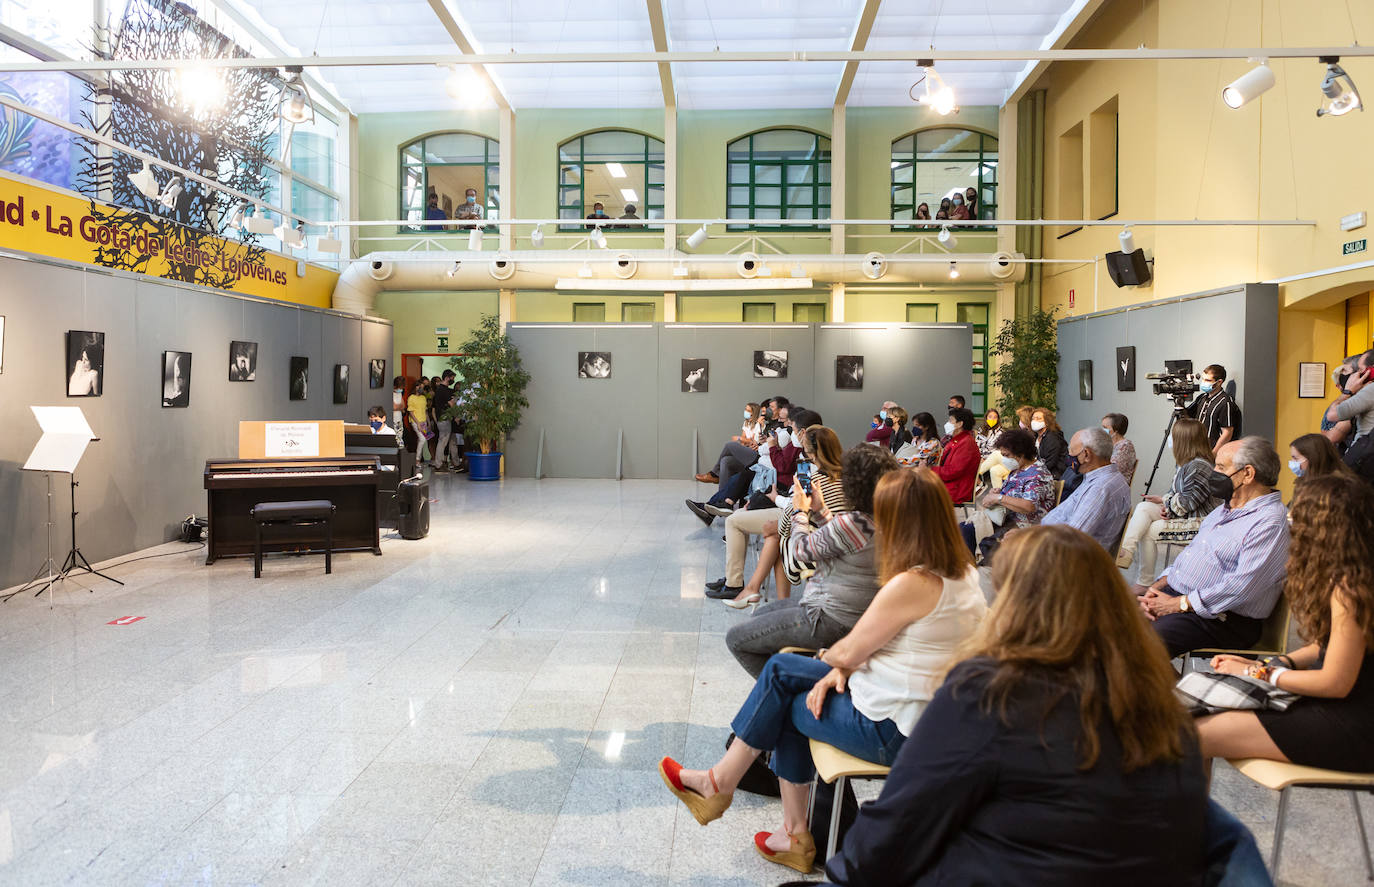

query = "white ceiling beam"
[833,0,884,107]
[9,44,1374,73]
[423,0,513,111]
[644,0,676,107]
[1005,0,1110,105]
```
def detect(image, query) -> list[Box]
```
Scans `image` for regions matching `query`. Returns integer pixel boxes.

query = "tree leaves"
[444,314,531,454]
[989,306,1060,416]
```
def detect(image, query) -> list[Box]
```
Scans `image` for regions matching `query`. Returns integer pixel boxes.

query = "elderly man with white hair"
[1040,426,1132,549]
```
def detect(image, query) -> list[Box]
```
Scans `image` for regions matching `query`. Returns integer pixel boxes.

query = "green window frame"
[957,302,991,414]
[727,129,831,231]
[621,302,655,322]
[558,130,665,231]
[399,131,500,233]
[792,303,826,322]
[742,303,776,322]
[572,303,606,322]
[891,129,998,231]
[906,303,939,323]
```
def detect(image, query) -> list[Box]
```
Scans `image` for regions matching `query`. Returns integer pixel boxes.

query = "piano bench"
[250,500,337,578]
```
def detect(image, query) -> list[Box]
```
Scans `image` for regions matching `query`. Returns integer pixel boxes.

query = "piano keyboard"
[209,470,374,480]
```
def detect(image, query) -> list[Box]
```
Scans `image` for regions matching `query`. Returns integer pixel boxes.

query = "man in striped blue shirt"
[1041,427,1132,549]
[1139,437,1290,657]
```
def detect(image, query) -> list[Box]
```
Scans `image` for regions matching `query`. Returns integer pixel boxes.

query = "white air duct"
[736,252,762,279]
[331,250,1027,316]
[862,252,887,280]
[488,253,515,280]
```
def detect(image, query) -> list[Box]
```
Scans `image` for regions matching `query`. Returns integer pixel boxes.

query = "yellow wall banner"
[0,174,338,308]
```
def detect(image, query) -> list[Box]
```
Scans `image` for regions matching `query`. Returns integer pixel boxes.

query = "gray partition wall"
[1054,282,1278,498]
[0,253,393,591]
[505,321,973,479]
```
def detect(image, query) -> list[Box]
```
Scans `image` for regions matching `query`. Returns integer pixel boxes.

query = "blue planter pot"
[467,451,502,481]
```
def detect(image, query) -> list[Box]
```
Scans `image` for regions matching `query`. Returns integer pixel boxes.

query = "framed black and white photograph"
[289,356,309,400]
[66,330,105,397]
[162,350,192,407]
[1079,359,1094,400]
[681,358,710,393]
[369,358,386,389]
[578,351,611,379]
[753,350,788,379]
[333,364,350,404]
[1116,346,1136,391]
[228,340,257,381]
[836,355,864,390]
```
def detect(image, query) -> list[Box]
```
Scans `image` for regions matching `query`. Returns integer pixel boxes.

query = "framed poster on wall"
[1298,362,1327,398]
[1079,360,1093,400]
[1116,346,1136,391]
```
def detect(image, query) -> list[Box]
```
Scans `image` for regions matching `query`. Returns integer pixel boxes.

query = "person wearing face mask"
[949,193,970,221]
[964,186,979,219]
[938,397,966,447]
[1040,428,1132,551]
[1116,418,1219,583]
[392,375,409,447]
[454,187,484,221]
[1185,363,1242,454]
[734,403,764,446]
[934,407,980,505]
[886,407,912,454]
[1138,437,1292,657]
[1029,408,1069,479]
[866,410,893,447]
[899,412,942,467]
[1288,432,1351,486]
[914,202,931,223]
[959,428,1056,560]
[1324,349,1374,449]
[366,406,394,436]
[975,408,1001,457]
[1100,413,1137,484]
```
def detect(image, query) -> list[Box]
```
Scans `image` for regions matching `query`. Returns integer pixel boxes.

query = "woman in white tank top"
[660,466,986,875]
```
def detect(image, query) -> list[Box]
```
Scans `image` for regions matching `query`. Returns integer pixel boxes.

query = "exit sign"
[1344,239,1367,256]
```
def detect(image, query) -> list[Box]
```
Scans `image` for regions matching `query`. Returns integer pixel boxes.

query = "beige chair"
[779,646,817,656]
[1228,757,1374,878]
[1053,479,1066,506]
[808,739,891,863]
[1179,596,1290,674]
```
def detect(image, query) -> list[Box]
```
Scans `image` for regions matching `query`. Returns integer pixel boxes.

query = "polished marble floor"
[0,475,1367,886]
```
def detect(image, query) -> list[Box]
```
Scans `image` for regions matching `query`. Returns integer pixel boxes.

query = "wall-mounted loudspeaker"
[1104,248,1152,287]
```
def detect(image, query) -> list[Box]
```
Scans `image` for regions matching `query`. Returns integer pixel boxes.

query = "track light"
[590,226,607,249]
[245,206,275,235]
[1222,61,1275,109]
[156,176,182,211]
[279,65,315,125]
[228,202,246,230]
[791,263,806,278]
[317,226,342,254]
[578,262,593,278]
[128,161,159,199]
[757,259,772,277]
[1118,227,1135,253]
[467,226,484,251]
[530,224,544,247]
[1317,57,1363,117]
[275,222,304,248]
[938,225,958,248]
[686,225,709,250]
[915,62,958,116]
[948,261,960,280]
[672,262,689,277]
[446,260,461,278]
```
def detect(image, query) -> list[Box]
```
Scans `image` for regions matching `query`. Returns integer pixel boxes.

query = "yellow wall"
[1275,303,1347,499]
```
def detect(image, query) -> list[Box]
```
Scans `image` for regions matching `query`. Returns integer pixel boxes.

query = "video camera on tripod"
[1145,360,1201,409]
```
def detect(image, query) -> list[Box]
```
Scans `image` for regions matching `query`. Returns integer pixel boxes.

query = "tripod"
[10,470,123,599]
[3,472,58,603]
[1141,404,1189,497]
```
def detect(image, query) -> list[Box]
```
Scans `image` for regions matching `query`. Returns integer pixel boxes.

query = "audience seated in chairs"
[1031,407,1070,479]
[1015,403,1035,432]
[688,404,807,525]
[1195,473,1374,776]
[661,467,985,875]
[896,411,942,467]
[959,428,1056,562]
[1117,417,1218,583]
[1102,412,1138,484]
[934,407,980,506]
[708,424,845,607]
[725,445,899,678]
[1137,437,1291,658]
[885,406,912,454]
[1040,427,1132,550]
[975,408,1001,456]
[819,525,1208,885]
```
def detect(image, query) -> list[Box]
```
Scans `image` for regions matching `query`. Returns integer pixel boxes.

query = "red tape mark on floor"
[106,616,145,626]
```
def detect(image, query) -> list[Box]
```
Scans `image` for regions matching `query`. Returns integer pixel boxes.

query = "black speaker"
[1105,248,1152,287]
[397,476,430,540]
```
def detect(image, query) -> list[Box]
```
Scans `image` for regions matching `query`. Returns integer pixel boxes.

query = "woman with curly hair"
[1197,473,1374,773]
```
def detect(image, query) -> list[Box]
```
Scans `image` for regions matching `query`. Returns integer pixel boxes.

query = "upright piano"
[203,457,382,564]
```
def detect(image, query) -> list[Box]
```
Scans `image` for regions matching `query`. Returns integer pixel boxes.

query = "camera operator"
[1186,364,1241,454]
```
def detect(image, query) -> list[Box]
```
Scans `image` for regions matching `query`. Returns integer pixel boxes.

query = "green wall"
[515,291,665,322]
[844,288,994,323]
[375,290,499,369]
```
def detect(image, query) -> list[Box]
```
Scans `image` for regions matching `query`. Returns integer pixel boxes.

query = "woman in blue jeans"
[660,467,986,875]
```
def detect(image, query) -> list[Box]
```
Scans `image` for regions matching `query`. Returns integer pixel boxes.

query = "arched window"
[558,130,664,229]
[399,131,499,231]
[727,129,830,230]
[891,129,998,229]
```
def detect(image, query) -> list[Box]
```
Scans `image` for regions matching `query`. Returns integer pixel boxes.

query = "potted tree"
[444,313,531,481]
[989,306,1060,417]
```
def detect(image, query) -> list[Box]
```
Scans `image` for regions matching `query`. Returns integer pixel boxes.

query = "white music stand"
[6,407,111,602]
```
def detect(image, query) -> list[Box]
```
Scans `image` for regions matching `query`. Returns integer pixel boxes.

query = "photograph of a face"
[578,351,611,379]
[753,350,788,379]
[334,364,350,404]
[162,350,192,407]
[369,359,386,389]
[66,330,105,397]
[836,355,864,390]
[1079,359,1094,400]
[290,356,309,400]
[229,341,257,381]
[681,358,710,393]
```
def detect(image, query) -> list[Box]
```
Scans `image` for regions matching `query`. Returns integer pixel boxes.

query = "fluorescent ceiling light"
[605,162,627,178]
[620,188,638,203]
[1222,62,1275,109]
[556,278,814,292]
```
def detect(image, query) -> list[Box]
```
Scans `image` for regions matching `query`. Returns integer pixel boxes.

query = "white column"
[664,105,677,251]
[829,283,845,323]
[499,108,515,252]
[499,288,515,326]
[663,292,677,322]
[830,104,846,254]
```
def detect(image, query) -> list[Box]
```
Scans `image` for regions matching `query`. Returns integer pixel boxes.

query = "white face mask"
[879,410,887,420]
[1101,426,1113,436]
[776,429,791,448]
[1031,419,1046,432]
[1000,455,1019,471]
[943,421,956,436]
[1288,459,1304,478]
[744,411,752,420]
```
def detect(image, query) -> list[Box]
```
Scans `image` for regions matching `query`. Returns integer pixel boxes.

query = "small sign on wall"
[1344,239,1367,256]
[1299,362,1327,399]
[1068,288,1075,309]
[436,336,449,353]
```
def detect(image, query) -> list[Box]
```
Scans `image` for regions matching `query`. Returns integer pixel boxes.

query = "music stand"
[5,406,122,602]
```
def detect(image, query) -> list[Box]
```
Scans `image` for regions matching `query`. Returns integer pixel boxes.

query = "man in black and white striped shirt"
[1187,363,1241,454]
